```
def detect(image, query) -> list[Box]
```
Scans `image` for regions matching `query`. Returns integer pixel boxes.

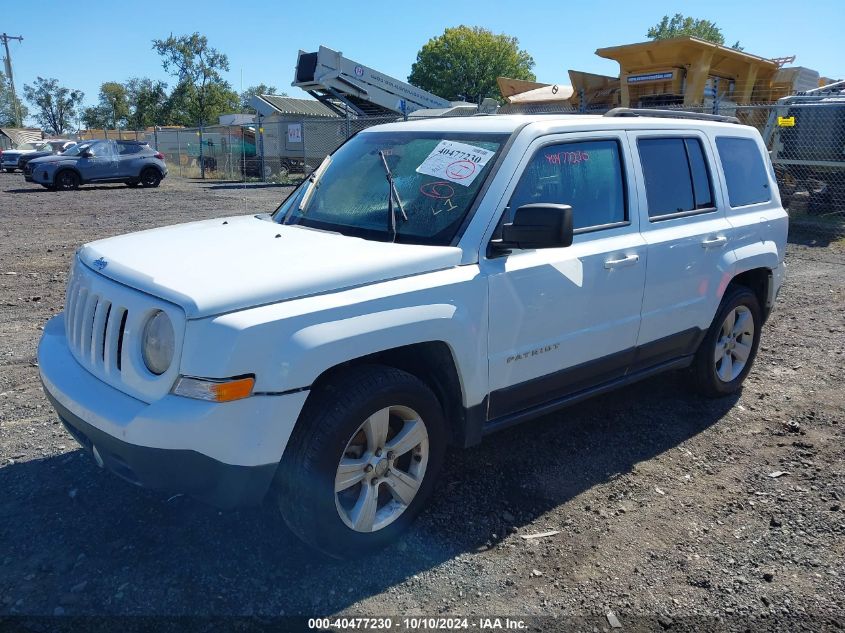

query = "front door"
[484,132,647,420]
[80,140,117,181]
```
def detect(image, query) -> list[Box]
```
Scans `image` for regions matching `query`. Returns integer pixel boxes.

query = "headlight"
[142,310,175,375]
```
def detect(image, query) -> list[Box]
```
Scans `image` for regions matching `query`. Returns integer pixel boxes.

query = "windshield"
[60,142,96,157]
[16,142,38,151]
[274,130,509,245]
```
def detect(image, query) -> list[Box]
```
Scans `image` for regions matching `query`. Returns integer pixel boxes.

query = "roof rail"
[604,107,740,124]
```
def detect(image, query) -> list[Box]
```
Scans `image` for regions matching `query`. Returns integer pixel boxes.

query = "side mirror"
[494,203,574,253]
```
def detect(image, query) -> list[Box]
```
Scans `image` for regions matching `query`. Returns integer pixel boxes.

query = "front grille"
[65,274,129,377]
[63,257,184,403]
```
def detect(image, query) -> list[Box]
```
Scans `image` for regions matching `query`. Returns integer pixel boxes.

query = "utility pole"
[1,33,24,127]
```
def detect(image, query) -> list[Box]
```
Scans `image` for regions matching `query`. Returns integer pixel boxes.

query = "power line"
[1,33,24,127]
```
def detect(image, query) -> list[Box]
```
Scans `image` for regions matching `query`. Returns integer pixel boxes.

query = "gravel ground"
[0,173,843,631]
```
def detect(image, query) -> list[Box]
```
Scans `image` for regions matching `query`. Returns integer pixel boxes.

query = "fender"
[179,265,489,408]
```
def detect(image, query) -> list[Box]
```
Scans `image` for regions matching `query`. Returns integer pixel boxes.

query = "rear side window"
[715,137,771,207]
[117,143,143,156]
[638,137,714,219]
[508,139,626,231]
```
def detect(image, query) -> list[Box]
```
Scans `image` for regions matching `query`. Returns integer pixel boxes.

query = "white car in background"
[38,109,787,558]
[1,140,70,172]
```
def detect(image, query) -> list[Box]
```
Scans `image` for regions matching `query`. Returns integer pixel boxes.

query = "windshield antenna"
[378,150,408,242]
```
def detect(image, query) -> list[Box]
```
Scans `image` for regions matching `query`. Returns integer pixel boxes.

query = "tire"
[275,365,447,558]
[691,285,762,398]
[55,170,80,191]
[140,168,161,188]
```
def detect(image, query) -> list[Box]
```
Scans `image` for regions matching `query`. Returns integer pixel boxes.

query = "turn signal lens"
[172,376,255,402]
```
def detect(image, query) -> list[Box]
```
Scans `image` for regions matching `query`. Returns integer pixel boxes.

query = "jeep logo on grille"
[92,257,108,271]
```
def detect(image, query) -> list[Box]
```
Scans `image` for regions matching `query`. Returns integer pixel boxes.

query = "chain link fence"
[743,102,845,262]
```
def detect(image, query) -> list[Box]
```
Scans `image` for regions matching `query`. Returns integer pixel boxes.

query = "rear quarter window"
[117,143,144,156]
[715,137,771,207]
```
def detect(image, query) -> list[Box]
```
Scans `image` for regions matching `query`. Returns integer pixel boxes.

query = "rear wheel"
[275,365,447,558]
[55,170,80,190]
[140,168,161,188]
[691,285,762,397]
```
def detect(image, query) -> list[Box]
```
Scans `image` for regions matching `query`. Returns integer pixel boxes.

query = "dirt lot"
[0,173,843,631]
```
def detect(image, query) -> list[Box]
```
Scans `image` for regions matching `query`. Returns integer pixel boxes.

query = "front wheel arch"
[300,341,469,450]
[54,169,81,190]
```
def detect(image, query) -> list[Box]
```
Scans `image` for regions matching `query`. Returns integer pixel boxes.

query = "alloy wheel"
[714,305,754,382]
[334,405,429,533]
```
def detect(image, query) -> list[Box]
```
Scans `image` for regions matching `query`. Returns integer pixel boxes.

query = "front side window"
[715,137,771,207]
[638,137,714,219]
[276,131,508,245]
[62,141,109,157]
[507,139,626,231]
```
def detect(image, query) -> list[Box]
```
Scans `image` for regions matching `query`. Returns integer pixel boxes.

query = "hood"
[78,215,463,318]
[2,150,25,158]
[29,154,69,166]
[21,151,52,161]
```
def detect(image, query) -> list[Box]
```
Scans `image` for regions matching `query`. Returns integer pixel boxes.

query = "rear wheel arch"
[726,266,774,319]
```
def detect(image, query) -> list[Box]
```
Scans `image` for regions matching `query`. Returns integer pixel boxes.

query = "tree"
[647,14,742,49]
[152,32,237,125]
[23,77,84,135]
[81,81,130,129]
[125,77,169,129]
[0,70,28,126]
[240,83,285,113]
[409,26,535,104]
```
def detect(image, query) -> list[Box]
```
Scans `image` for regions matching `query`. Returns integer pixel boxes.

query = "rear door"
[627,130,735,368]
[484,131,647,419]
[116,142,143,178]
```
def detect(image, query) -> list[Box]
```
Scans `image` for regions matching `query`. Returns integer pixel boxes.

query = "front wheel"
[275,365,447,558]
[55,170,80,190]
[691,285,762,397]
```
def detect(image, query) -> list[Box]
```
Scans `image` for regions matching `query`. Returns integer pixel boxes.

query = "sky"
[2,0,843,123]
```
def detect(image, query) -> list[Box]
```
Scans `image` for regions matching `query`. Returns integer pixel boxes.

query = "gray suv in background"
[25,140,168,190]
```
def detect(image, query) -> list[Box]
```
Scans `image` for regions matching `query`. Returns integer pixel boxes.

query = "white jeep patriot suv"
[38,109,787,557]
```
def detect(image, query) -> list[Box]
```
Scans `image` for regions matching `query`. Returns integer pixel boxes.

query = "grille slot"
[66,275,129,376]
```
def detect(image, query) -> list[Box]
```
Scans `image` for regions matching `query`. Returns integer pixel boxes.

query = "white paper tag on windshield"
[415,140,495,186]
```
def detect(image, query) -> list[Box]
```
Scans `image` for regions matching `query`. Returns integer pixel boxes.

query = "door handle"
[604,254,640,269]
[701,236,728,249]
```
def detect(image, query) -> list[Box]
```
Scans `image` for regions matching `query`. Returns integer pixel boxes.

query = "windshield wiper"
[378,150,408,242]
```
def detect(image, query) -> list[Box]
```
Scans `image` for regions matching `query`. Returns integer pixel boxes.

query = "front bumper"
[24,165,54,184]
[38,315,309,509]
